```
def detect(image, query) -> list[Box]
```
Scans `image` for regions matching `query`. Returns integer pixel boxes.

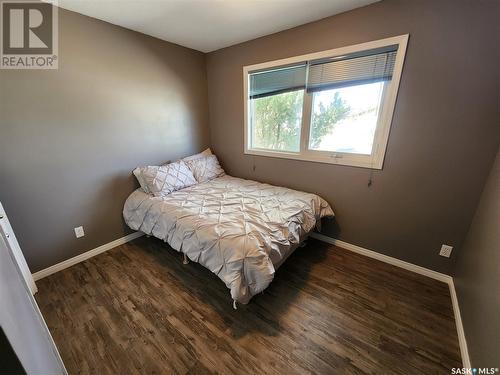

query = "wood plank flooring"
[35,236,462,374]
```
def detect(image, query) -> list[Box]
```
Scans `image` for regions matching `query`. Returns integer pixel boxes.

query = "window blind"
[249,64,307,99]
[306,45,398,92]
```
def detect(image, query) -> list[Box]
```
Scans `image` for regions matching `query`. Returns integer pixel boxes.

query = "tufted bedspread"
[123,175,334,304]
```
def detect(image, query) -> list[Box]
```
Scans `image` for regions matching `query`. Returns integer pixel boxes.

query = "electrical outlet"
[74,226,85,238]
[439,244,453,258]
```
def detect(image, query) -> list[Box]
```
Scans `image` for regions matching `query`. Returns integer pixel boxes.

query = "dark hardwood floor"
[35,236,462,374]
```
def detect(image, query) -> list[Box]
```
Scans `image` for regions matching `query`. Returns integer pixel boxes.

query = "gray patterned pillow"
[185,155,225,183]
[141,161,197,197]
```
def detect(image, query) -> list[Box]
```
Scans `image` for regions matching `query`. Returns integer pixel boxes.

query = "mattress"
[123,175,334,304]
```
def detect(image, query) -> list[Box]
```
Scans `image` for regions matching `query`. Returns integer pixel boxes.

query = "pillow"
[133,167,151,193]
[182,148,212,162]
[133,163,170,193]
[140,161,197,197]
[185,154,225,183]
[133,148,211,193]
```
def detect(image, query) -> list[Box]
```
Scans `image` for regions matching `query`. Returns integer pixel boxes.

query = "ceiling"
[57,0,379,53]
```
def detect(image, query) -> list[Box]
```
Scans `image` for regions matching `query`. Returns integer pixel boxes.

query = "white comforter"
[123,175,334,304]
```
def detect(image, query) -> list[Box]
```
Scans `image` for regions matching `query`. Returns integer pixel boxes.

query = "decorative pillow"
[140,161,197,197]
[185,155,225,183]
[182,148,212,162]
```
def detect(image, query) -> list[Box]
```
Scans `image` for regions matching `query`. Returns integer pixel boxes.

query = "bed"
[123,174,334,305]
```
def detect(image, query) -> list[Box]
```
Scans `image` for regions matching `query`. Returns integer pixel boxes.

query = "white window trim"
[243,34,409,169]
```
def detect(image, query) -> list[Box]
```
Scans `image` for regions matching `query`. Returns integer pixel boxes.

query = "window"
[244,35,408,169]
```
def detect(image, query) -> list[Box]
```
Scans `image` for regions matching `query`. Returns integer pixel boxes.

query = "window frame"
[243,34,409,169]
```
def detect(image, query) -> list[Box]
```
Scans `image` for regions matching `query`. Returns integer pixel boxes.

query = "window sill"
[244,148,383,169]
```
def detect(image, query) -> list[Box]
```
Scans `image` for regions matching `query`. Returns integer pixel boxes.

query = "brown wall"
[206,0,500,274]
[0,9,209,272]
[454,147,500,366]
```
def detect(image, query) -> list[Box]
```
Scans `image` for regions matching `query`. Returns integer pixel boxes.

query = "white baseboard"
[32,232,143,281]
[448,279,471,368]
[309,232,470,368]
[310,232,450,282]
